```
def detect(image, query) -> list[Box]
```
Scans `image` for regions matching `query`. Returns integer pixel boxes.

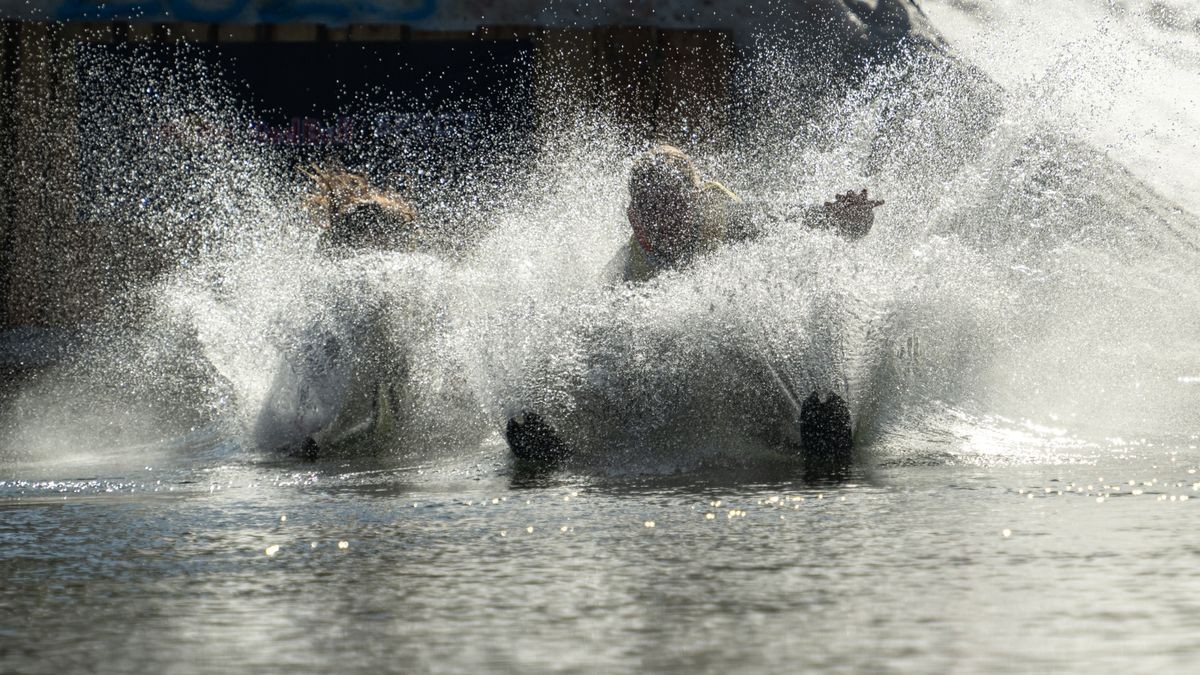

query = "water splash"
[2,15,1198,474]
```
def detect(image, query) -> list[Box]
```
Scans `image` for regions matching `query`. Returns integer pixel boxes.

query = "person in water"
[301,165,420,251]
[266,166,420,458]
[508,144,884,470]
[607,144,882,284]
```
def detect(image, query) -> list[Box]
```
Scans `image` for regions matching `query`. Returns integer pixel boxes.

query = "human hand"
[821,189,884,239]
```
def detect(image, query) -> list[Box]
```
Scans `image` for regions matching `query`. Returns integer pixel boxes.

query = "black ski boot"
[799,392,853,476]
[505,411,570,468]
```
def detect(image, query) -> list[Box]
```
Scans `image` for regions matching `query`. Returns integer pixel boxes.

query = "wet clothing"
[605,180,816,284]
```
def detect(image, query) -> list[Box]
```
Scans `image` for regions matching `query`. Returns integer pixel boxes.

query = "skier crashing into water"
[301,164,420,252]
[506,144,884,469]
[255,166,422,458]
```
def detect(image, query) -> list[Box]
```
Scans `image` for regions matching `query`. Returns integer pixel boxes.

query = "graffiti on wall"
[0,0,760,28]
[44,0,439,23]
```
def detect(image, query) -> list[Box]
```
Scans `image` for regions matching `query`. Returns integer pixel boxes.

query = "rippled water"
[4,435,1200,672]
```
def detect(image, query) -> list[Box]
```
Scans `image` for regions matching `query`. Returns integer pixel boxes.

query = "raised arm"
[806,189,884,240]
[724,188,884,242]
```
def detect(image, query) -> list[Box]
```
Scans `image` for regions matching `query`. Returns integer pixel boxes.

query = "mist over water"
[2,5,1199,475]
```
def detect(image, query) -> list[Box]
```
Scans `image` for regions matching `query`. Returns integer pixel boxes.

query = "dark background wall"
[0,1,928,329]
[0,20,737,328]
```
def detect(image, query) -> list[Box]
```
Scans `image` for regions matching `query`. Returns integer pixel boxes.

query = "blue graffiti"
[50,0,438,24]
[53,1,246,22]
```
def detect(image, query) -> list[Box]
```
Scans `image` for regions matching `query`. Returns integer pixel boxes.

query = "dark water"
[4,435,1199,673]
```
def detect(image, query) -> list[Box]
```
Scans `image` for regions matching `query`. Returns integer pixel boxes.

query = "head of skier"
[626,144,706,261]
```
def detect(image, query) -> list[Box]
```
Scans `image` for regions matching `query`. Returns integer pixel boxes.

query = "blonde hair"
[700,178,742,205]
[628,145,742,207]
[301,164,417,227]
[626,145,745,254]
[628,144,702,211]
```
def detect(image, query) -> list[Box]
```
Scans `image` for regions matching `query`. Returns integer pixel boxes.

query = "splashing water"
[2,8,1198,476]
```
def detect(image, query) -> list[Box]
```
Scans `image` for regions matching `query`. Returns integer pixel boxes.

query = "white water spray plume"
[1,1,1198,477]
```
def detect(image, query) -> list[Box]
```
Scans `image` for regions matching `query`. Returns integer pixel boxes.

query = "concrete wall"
[10,1,761,30]
[4,22,84,327]
[0,21,12,328]
[2,1,932,52]
[534,26,734,141]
